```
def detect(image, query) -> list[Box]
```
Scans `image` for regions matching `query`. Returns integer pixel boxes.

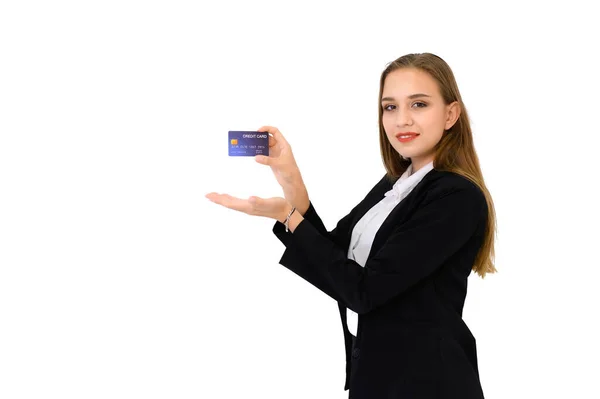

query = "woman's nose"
[395,107,412,126]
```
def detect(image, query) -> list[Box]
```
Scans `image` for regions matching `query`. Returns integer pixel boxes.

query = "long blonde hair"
[378,53,497,278]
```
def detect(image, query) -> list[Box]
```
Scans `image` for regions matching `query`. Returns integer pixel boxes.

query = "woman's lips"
[396,133,419,143]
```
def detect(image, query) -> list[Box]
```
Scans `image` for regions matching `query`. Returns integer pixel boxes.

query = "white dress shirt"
[346,160,435,336]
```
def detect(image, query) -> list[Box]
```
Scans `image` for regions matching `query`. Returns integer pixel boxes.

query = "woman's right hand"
[254,126,310,214]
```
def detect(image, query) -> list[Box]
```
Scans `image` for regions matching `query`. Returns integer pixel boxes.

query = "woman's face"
[381,68,459,172]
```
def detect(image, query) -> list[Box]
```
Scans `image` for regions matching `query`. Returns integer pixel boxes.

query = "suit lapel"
[345,169,441,261]
[339,175,394,251]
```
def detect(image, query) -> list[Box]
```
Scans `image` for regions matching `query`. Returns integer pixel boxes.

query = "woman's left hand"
[205,192,292,223]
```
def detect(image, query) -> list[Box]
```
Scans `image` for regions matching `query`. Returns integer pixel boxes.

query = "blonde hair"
[378,53,497,278]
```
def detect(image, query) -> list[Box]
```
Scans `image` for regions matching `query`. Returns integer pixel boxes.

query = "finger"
[205,192,219,201]
[205,193,253,214]
[257,126,288,146]
[257,125,276,133]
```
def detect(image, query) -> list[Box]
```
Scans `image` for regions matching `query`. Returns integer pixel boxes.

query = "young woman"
[206,52,497,398]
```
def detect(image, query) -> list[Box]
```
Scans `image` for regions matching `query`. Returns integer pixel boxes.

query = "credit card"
[228,131,269,156]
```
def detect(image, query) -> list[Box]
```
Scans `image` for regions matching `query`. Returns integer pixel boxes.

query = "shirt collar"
[384,160,435,200]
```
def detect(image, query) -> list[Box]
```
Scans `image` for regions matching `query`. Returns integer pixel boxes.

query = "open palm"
[205,192,289,222]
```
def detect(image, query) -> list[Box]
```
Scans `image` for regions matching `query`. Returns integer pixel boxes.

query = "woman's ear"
[444,101,461,131]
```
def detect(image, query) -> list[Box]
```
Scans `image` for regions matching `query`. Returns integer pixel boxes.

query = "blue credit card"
[228,131,269,156]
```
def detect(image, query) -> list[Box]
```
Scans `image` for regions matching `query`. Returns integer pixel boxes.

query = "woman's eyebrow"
[381,93,432,102]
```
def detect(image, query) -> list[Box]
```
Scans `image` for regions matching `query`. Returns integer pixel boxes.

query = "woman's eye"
[383,103,426,111]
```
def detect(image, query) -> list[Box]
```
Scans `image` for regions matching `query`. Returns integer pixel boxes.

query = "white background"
[1,1,599,398]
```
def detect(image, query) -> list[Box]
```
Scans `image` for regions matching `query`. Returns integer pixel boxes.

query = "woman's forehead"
[382,69,440,98]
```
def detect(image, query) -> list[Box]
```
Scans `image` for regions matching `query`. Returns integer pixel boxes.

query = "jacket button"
[352,348,360,358]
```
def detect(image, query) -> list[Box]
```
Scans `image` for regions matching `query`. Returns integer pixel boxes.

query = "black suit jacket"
[272,169,488,398]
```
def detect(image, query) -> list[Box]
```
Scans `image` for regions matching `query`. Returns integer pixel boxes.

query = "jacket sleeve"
[272,174,391,301]
[273,184,487,314]
[272,200,360,302]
